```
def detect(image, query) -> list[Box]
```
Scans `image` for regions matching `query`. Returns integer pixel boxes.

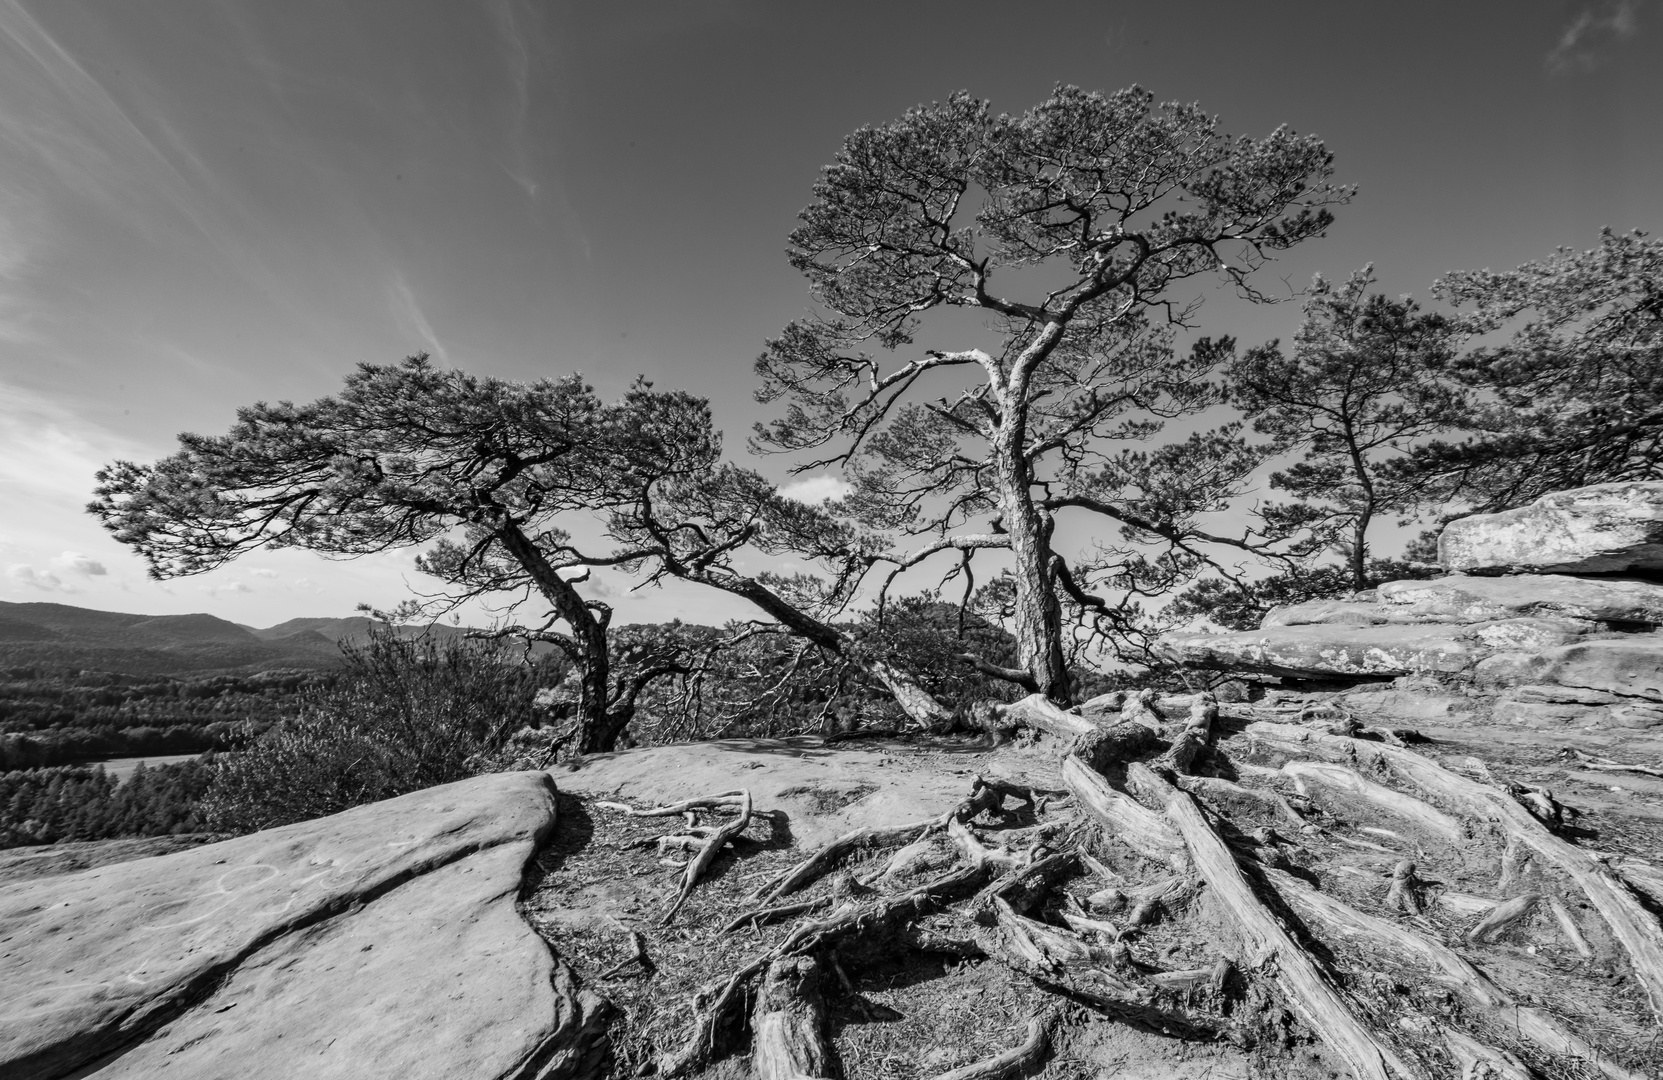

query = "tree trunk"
[666,568,954,730]
[494,522,617,753]
[994,426,1070,704]
[1349,499,1373,593]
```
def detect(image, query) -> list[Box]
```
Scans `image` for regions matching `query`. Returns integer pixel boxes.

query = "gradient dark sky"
[1,0,1658,624]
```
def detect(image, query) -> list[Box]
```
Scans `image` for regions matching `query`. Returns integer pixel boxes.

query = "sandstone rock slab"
[1438,481,1663,575]
[560,738,970,848]
[0,771,583,1080]
[1161,624,1482,680]
[1378,574,1663,625]
[1473,636,1663,701]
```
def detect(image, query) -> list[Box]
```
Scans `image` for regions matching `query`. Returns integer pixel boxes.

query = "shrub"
[200,629,556,832]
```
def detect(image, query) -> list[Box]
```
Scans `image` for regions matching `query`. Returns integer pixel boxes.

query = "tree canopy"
[90,356,715,751]
[1227,267,1464,591]
[1406,228,1663,511]
[754,84,1349,701]
[89,355,962,750]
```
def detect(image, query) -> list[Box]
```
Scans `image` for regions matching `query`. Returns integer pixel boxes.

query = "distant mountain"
[249,616,475,644]
[0,601,478,678]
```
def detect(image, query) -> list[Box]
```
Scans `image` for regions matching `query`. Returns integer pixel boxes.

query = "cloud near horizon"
[51,550,106,576]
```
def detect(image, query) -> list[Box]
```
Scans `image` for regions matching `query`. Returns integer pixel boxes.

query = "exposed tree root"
[1178,774,1309,830]
[1263,867,1648,1080]
[1383,860,1423,915]
[1280,761,1465,842]
[751,956,833,1080]
[1468,893,1539,943]
[1127,762,1415,1080]
[1248,721,1663,1024]
[753,782,1003,904]
[662,790,752,924]
[1061,754,1188,870]
[924,1010,1056,1080]
[1157,691,1217,774]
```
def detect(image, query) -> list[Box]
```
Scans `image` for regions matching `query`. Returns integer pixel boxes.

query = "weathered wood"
[755,784,1001,903]
[1549,896,1595,958]
[752,957,833,1080]
[1177,774,1308,829]
[1263,867,1645,1080]
[1061,754,1188,870]
[1250,720,1663,1024]
[663,789,752,924]
[1383,860,1422,915]
[925,1011,1055,1080]
[1074,721,1159,773]
[1281,761,1464,842]
[1157,692,1217,774]
[1468,893,1539,943]
[1000,693,1098,739]
[1128,762,1413,1080]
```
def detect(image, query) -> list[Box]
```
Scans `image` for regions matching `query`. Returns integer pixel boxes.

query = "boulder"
[1262,599,1390,627]
[1473,635,1663,701]
[1378,574,1663,625]
[1161,624,1482,680]
[0,771,603,1080]
[1438,481,1663,575]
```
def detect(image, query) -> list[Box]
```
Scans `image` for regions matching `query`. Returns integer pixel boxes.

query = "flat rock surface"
[1378,574,1663,625]
[559,737,979,847]
[0,771,576,1080]
[1474,634,1663,700]
[1161,623,1482,679]
[1439,481,1663,574]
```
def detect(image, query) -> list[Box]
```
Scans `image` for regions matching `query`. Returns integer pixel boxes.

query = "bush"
[200,629,556,833]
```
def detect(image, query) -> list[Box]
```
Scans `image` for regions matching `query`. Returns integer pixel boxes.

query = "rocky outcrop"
[1438,481,1663,575]
[0,771,609,1080]
[1166,482,1663,687]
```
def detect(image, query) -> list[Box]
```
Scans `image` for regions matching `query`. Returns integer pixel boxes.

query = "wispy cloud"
[1548,0,1643,71]
[389,271,450,363]
[8,563,71,592]
[51,550,106,576]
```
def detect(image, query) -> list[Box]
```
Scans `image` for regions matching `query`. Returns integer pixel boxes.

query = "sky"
[0,0,1659,629]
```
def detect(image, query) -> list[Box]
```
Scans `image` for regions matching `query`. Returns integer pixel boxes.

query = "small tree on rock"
[754,84,1349,704]
[1226,267,1465,592]
[90,355,710,754]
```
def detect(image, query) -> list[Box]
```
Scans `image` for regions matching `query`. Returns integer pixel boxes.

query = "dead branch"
[600,928,649,979]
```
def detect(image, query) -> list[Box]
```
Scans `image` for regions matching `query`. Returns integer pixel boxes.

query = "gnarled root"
[1262,867,1646,1080]
[662,789,753,924]
[925,1010,1057,1080]
[1248,721,1663,1023]
[751,957,834,1080]
[1157,691,1217,774]
[1127,762,1415,1080]
[1061,754,1188,870]
[1468,893,1539,944]
[755,783,1002,904]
